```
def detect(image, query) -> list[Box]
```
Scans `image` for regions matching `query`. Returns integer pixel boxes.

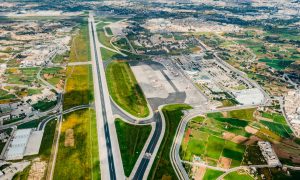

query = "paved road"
[37,104,91,131]
[132,112,162,180]
[170,103,264,180]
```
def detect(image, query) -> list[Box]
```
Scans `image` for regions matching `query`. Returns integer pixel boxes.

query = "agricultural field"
[0,89,16,103]
[69,20,90,62]
[115,118,151,177]
[181,108,300,178]
[63,65,94,110]
[224,170,254,180]
[203,169,224,180]
[106,61,149,118]
[41,67,66,88]
[149,104,191,179]
[4,67,39,85]
[53,109,100,179]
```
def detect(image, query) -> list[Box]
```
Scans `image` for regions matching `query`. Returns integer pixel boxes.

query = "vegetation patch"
[260,120,291,138]
[63,65,93,110]
[115,118,151,177]
[259,58,294,70]
[106,61,149,118]
[69,20,90,62]
[149,104,191,179]
[54,109,100,179]
[203,169,224,180]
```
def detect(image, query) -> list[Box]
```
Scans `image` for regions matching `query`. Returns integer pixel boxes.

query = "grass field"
[41,67,65,87]
[115,118,151,176]
[5,67,39,85]
[206,136,225,159]
[149,104,191,179]
[203,169,224,180]
[100,48,119,60]
[224,170,254,180]
[227,108,256,121]
[32,100,57,112]
[261,112,286,124]
[17,118,45,129]
[105,27,113,36]
[63,65,93,110]
[260,120,291,138]
[53,109,100,179]
[69,20,91,62]
[106,61,149,118]
[39,119,57,160]
[259,58,294,70]
[97,23,114,49]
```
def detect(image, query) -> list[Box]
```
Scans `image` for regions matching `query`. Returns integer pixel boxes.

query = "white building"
[4,129,32,160]
[258,141,281,166]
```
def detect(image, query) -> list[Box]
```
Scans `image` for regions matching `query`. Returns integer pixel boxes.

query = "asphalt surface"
[132,112,162,180]
[37,104,91,131]
[91,20,117,180]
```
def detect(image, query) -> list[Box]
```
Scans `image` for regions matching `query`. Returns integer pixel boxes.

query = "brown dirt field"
[56,79,64,90]
[273,144,300,164]
[28,158,47,180]
[222,132,235,141]
[43,73,53,79]
[64,128,74,147]
[231,135,247,144]
[218,157,231,169]
[184,128,191,144]
[244,135,261,145]
[161,175,172,180]
[193,166,206,180]
[245,126,258,134]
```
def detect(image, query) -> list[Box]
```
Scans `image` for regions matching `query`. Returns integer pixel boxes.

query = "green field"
[97,23,114,49]
[259,58,294,70]
[206,136,225,159]
[115,118,151,176]
[203,169,224,180]
[63,65,94,110]
[54,109,100,179]
[105,27,113,36]
[227,108,256,121]
[5,67,39,85]
[41,67,65,86]
[261,112,286,124]
[39,119,57,160]
[149,104,191,179]
[100,48,119,60]
[69,20,90,62]
[181,109,256,170]
[260,120,291,138]
[222,141,245,161]
[106,61,149,118]
[224,170,254,180]
[32,100,57,112]
[17,118,45,129]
